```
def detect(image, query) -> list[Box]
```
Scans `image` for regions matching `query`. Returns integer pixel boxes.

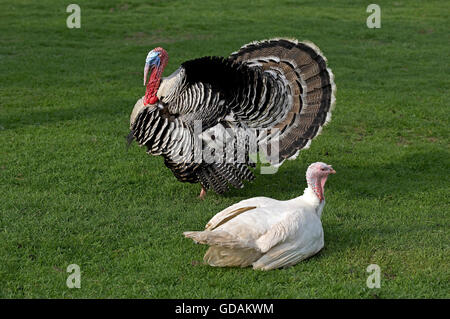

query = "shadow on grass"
[223,149,447,201]
[332,150,448,200]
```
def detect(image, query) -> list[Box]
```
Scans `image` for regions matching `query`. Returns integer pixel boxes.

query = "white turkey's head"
[306,162,336,202]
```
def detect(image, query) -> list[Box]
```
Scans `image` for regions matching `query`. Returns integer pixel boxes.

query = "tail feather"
[204,246,262,268]
[184,231,262,267]
[183,230,256,250]
[230,38,336,165]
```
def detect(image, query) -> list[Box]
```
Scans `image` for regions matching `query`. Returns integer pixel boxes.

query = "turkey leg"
[198,187,207,200]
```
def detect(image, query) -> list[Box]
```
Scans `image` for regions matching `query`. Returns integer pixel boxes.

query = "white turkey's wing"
[253,211,324,270]
[210,204,304,253]
[205,197,282,230]
[252,240,321,270]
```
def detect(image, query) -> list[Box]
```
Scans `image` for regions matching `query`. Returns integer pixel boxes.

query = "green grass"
[0,0,449,298]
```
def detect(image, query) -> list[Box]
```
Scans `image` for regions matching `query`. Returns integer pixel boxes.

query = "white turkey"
[128,38,336,198]
[183,162,336,270]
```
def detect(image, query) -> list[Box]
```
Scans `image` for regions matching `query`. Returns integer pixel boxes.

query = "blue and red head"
[143,47,169,105]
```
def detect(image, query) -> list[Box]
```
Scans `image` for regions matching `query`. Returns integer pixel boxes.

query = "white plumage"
[183,162,336,270]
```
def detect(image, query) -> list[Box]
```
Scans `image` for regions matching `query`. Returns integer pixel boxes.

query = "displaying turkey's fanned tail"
[229,38,336,166]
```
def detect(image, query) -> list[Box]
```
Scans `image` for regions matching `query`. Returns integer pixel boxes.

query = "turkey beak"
[143,63,151,86]
[329,167,336,174]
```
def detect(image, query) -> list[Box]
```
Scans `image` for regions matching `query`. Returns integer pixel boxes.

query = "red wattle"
[144,72,161,105]
[147,95,158,104]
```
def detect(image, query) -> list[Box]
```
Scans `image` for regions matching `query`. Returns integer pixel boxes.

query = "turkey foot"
[198,187,207,200]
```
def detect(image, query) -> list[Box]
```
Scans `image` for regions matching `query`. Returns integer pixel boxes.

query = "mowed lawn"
[0,0,448,298]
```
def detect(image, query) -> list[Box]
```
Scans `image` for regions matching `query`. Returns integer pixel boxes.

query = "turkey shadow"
[223,149,447,201]
[222,162,310,200]
[329,150,447,201]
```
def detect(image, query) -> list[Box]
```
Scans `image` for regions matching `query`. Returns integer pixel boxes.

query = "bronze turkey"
[128,38,336,198]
